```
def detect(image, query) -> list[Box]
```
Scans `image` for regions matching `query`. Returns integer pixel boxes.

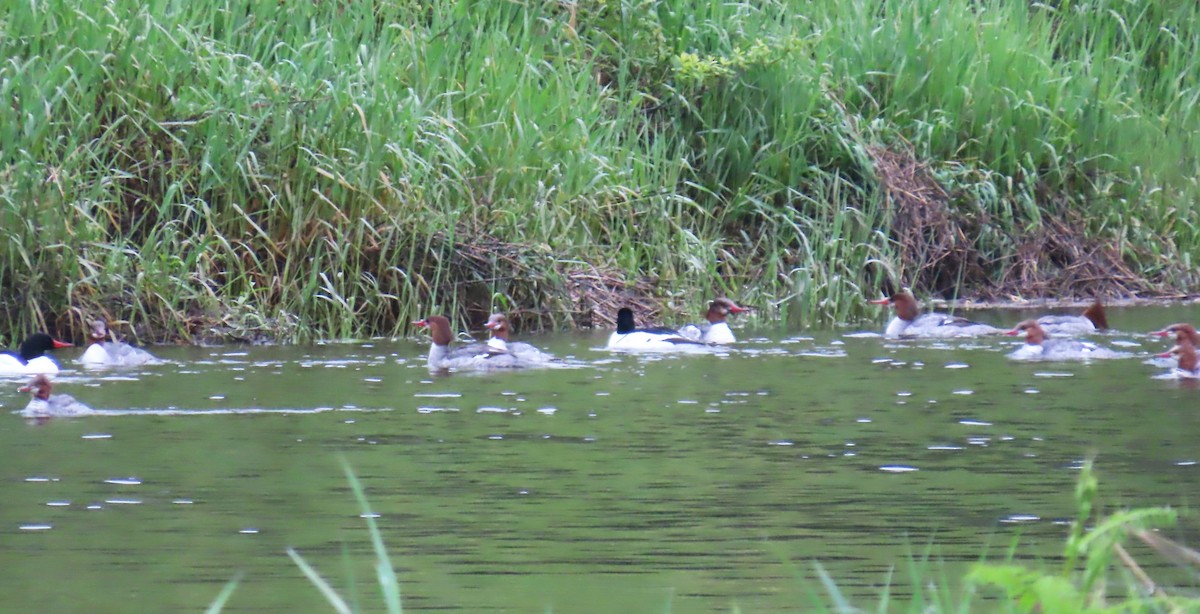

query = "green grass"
[204,460,1198,613]
[2,0,1197,343]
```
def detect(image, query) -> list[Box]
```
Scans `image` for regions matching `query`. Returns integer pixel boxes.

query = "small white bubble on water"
[82,433,112,440]
[501,391,518,396]
[106,499,141,505]
[360,513,381,519]
[173,499,193,505]
[913,361,925,367]
[945,363,969,369]
[857,418,872,423]
[46,501,70,507]
[20,524,52,531]
[583,436,596,443]
[1176,460,1197,467]
[705,408,720,413]
[678,399,699,404]
[844,452,856,457]
[516,397,526,402]
[928,445,963,451]
[595,391,610,397]
[209,395,225,401]
[1033,436,1044,441]
[488,435,504,440]
[1001,435,1015,441]
[768,440,793,446]
[25,477,56,483]
[1111,340,1141,347]
[845,442,856,447]
[952,390,974,395]
[880,465,918,473]
[344,419,355,424]
[364,377,382,383]
[1034,372,1074,378]
[830,339,844,346]
[1025,389,1039,394]
[537,407,557,415]
[234,376,245,381]
[927,399,937,404]
[477,407,507,414]
[414,392,461,398]
[105,478,142,485]
[968,437,990,446]
[239,528,259,535]
[87,504,103,510]
[960,420,992,426]
[872,358,891,364]
[897,391,912,397]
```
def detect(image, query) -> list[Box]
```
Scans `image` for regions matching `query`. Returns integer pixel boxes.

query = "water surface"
[2,305,1198,612]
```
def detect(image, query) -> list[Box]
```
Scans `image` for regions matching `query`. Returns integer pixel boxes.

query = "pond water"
[1,305,1199,612]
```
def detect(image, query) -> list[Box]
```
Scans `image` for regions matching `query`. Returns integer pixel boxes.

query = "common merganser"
[18,374,92,417]
[1005,319,1117,361]
[414,315,521,370]
[484,313,555,363]
[1152,323,1199,345]
[869,289,1002,338]
[606,307,709,352]
[679,298,749,344]
[1158,341,1200,379]
[79,320,158,367]
[0,333,73,375]
[1036,299,1108,336]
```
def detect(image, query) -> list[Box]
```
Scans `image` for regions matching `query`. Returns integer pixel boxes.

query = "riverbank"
[2,0,1197,344]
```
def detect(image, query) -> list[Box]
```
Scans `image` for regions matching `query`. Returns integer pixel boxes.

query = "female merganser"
[606,307,709,351]
[0,333,73,375]
[869,289,1002,338]
[18,374,92,417]
[1158,341,1200,379]
[79,320,158,367]
[414,315,521,371]
[1152,323,1199,345]
[1036,299,1108,336]
[679,298,749,344]
[1005,319,1117,361]
[483,313,555,363]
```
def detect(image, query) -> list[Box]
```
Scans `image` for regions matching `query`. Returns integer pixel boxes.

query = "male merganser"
[1158,341,1200,379]
[483,313,555,363]
[414,315,521,370]
[18,374,92,417]
[606,307,709,351]
[0,333,73,375]
[79,320,158,367]
[1005,319,1117,361]
[1036,299,1108,336]
[869,289,1002,338]
[679,298,749,344]
[1152,323,1199,345]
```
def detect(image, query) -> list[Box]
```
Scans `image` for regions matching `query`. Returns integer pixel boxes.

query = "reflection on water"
[1,305,1199,611]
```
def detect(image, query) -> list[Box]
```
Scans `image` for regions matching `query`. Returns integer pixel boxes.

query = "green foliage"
[969,460,1192,613]
[1,0,1197,342]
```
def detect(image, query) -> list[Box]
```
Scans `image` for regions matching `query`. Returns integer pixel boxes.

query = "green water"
[2,306,1199,612]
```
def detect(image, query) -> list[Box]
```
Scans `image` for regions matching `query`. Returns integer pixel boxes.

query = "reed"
[2,0,1196,343]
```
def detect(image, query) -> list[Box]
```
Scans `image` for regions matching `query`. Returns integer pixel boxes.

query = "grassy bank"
[2,0,1197,343]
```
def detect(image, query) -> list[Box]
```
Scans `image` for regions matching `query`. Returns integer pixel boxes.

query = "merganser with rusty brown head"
[679,298,750,344]
[1158,339,1200,379]
[0,333,73,376]
[869,289,1002,338]
[1005,319,1118,361]
[606,307,710,352]
[1035,299,1108,336]
[18,374,92,417]
[1152,323,1199,346]
[484,313,555,364]
[79,319,159,368]
[414,315,523,371]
